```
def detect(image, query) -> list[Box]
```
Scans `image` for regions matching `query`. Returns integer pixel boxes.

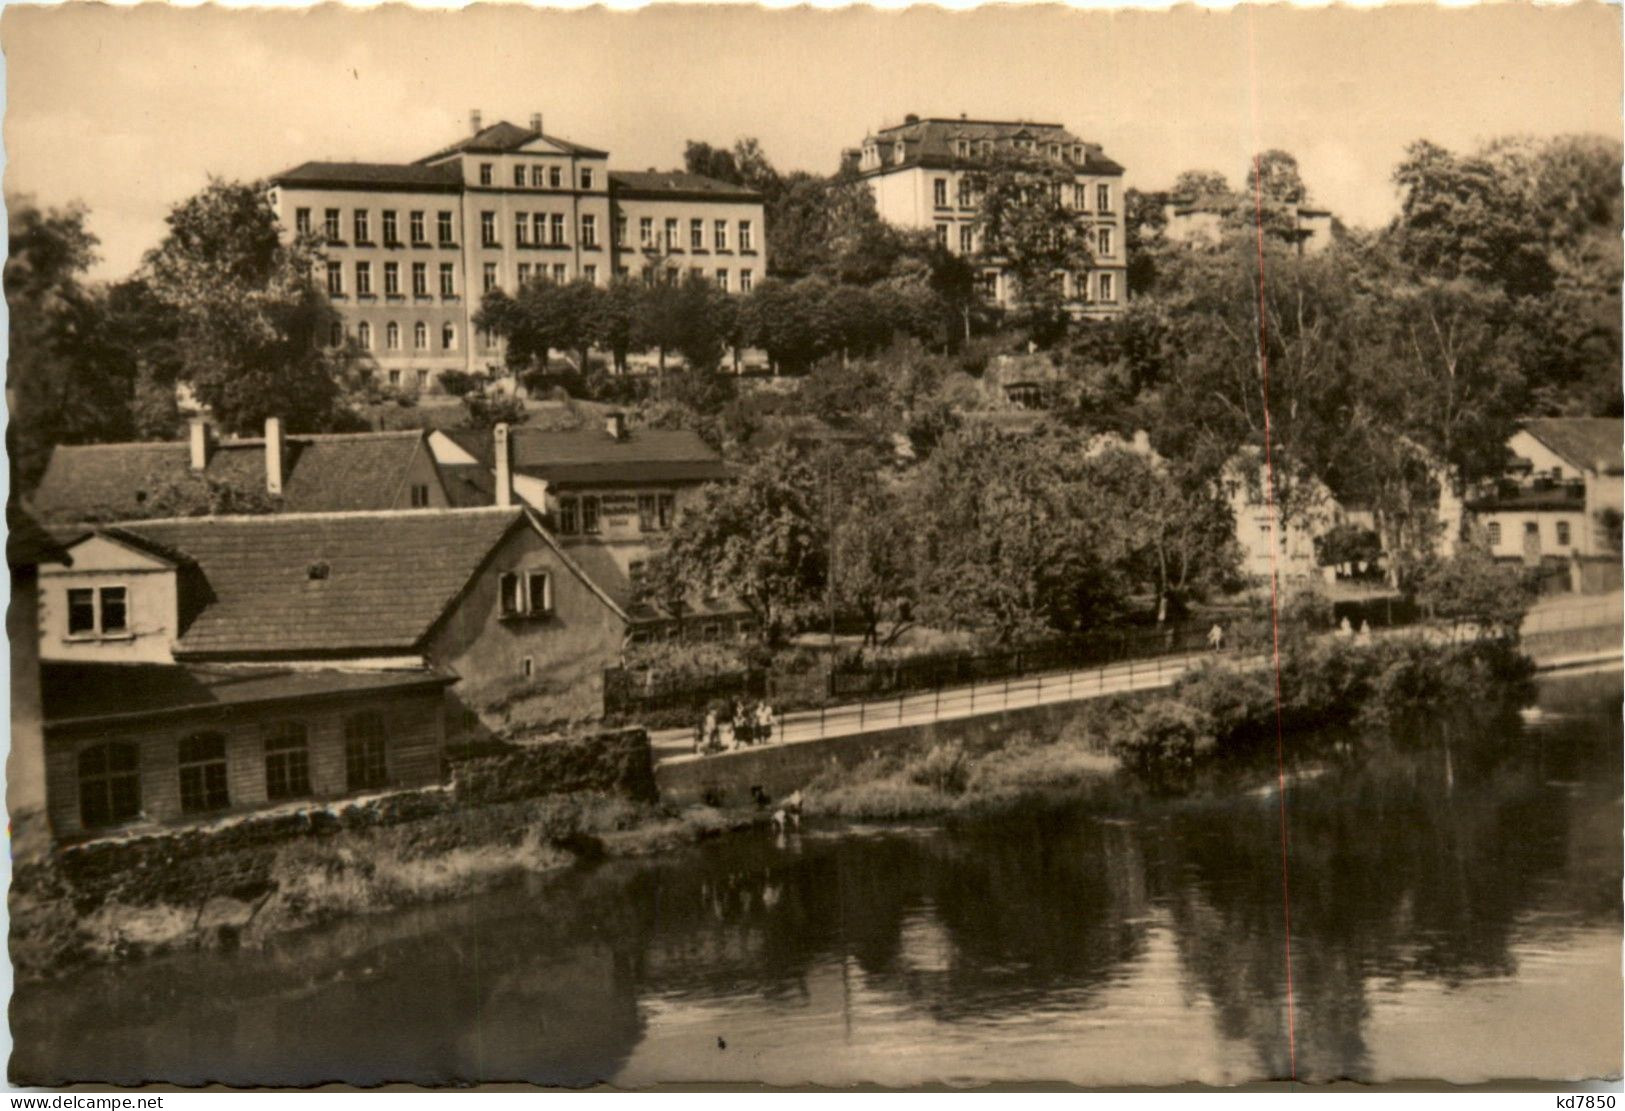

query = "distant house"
[1161,192,1334,256]
[430,415,750,640]
[1467,417,1623,588]
[36,506,634,839]
[27,419,451,524]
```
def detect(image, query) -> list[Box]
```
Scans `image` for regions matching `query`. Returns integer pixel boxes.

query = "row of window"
[933,176,1114,214]
[492,211,598,249]
[937,224,1115,258]
[973,268,1117,304]
[334,319,460,352]
[497,570,554,618]
[624,217,756,254]
[298,208,459,248]
[556,493,675,536]
[328,259,459,299]
[479,162,594,191]
[76,714,389,829]
[1485,520,1575,548]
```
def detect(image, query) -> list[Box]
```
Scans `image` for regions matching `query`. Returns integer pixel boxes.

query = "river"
[11,670,1622,1088]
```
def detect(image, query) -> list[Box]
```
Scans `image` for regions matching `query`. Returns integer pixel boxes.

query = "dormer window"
[499,570,553,618]
[955,138,970,158]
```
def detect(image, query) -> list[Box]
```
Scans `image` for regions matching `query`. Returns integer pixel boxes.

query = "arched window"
[178,731,230,813]
[414,321,428,350]
[78,742,141,829]
[344,711,388,792]
[264,722,310,800]
[330,321,345,348]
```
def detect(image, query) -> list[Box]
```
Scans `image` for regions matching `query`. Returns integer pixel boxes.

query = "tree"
[143,179,354,435]
[683,140,743,186]
[968,151,1094,343]
[1412,533,1538,639]
[1246,150,1308,205]
[739,277,838,373]
[1172,169,1231,200]
[461,386,529,430]
[829,470,918,647]
[476,278,603,375]
[646,445,825,643]
[593,276,644,373]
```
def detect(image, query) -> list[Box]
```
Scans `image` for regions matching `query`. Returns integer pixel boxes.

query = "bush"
[437,370,482,397]
[908,742,970,795]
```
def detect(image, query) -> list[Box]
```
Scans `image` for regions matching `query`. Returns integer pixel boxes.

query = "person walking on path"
[701,708,718,755]
[756,701,775,746]
[1207,623,1225,652]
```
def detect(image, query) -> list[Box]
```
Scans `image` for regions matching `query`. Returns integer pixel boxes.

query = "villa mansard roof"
[861,115,1125,177]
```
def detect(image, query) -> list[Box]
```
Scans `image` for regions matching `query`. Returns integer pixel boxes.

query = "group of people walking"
[694,699,777,755]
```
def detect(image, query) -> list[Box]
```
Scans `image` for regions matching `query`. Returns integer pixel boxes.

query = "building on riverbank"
[32,506,641,840]
[267,112,767,390]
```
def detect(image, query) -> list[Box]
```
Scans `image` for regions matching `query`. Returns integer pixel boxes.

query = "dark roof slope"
[445,426,729,490]
[7,505,72,570]
[417,120,608,164]
[1521,418,1623,476]
[865,116,1124,176]
[609,171,761,202]
[43,662,453,730]
[29,432,434,523]
[112,508,525,658]
[270,161,463,192]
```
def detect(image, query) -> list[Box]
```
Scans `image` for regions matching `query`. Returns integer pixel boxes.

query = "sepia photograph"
[2,0,1622,1092]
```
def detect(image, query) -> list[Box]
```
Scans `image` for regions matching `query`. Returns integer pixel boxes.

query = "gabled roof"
[28,431,437,524]
[864,116,1124,177]
[270,161,463,193]
[110,508,527,658]
[43,662,454,731]
[416,120,608,165]
[1519,418,1623,476]
[445,426,730,489]
[609,171,761,202]
[7,505,72,571]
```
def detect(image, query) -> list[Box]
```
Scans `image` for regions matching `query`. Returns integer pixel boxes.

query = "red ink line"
[1245,10,1299,1083]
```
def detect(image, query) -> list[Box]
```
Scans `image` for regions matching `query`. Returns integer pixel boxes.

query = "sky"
[3,2,1620,283]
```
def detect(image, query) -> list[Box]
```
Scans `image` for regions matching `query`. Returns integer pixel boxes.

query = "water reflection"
[12,674,1620,1087]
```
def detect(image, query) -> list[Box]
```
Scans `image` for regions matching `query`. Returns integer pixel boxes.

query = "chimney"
[469,108,483,136]
[530,112,544,134]
[605,411,627,442]
[494,422,512,508]
[904,113,920,125]
[188,418,215,472]
[264,416,286,496]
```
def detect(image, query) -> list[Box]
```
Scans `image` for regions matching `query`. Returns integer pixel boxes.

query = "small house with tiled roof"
[34,505,637,839]
[266,110,767,389]
[850,113,1127,317]
[1468,418,1624,577]
[28,418,451,525]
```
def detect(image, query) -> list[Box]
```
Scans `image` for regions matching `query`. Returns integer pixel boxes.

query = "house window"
[739,220,754,252]
[740,269,753,293]
[1097,183,1112,212]
[665,218,679,250]
[483,262,499,293]
[1098,272,1116,302]
[481,211,497,246]
[388,369,401,387]
[355,261,372,297]
[1098,227,1113,256]
[514,165,526,188]
[68,585,128,636]
[640,217,654,247]
[410,483,431,508]
[382,210,398,244]
[410,211,426,244]
[690,219,704,251]
[584,264,598,285]
[558,496,579,534]
[442,323,456,350]
[958,179,973,207]
[414,321,428,350]
[1074,183,1087,209]
[500,572,522,616]
[330,322,345,348]
[499,571,552,616]
[384,262,400,296]
[658,493,675,530]
[326,261,344,296]
[438,211,455,244]
[532,165,546,188]
[714,219,728,250]
[440,263,456,297]
[638,494,656,531]
[716,269,729,291]
[324,208,341,240]
[386,322,400,350]
[78,742,141,829]
[353,210,370,244]
[582,495,601,535]
[527,571,552,615]
[1557,521,1572,546]
[344,712,388,792]
[551,213,566,245]
[178,732,230,814]
[417,369,429,391]
[479,163,493,186]
[582,214,598,248]
[580,168,594,190]
[357,322,372,350]
[955,139,970,158]
[413,262,428,297]
[934,178,949,208]
[615,214,628,247]
[295,208,311,236]
[1488,521,1502,545]
[515,212,529,246]
[518,263,532,285]
[959,226,974,254]
[935,224,950,249]
[549,166,563,188]
[525,213,541,246]
[553,264,567,283]
[264,722,310,801]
